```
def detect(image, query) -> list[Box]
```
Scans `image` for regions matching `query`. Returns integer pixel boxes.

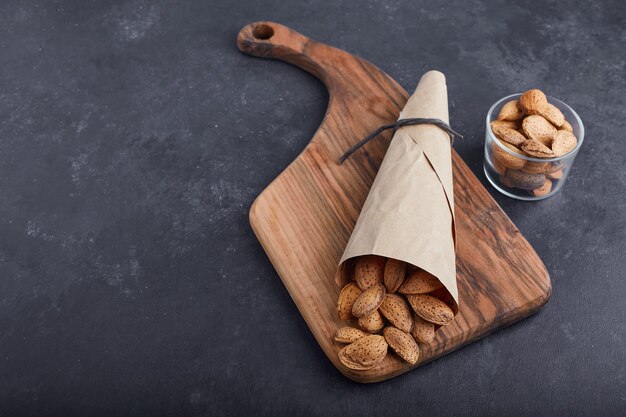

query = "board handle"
[237,21,408,153]
[237,22,337,84]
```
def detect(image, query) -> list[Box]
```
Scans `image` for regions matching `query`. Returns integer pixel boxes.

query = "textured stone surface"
[0,0,624,416]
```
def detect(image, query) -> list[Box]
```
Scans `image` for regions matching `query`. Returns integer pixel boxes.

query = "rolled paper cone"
[336,70,458,312]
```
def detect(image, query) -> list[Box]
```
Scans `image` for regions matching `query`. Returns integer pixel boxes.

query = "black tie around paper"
[338,118,463,164]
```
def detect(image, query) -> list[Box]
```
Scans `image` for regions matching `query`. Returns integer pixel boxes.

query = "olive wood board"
[238,21,551,383]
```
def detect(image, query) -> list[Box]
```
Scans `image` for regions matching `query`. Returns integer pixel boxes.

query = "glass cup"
[484,93,584,201]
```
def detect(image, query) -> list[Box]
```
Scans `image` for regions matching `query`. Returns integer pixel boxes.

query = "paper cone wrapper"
[336,70,458,312]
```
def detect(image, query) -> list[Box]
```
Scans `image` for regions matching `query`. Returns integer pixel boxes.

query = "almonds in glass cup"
[484,90,584,201]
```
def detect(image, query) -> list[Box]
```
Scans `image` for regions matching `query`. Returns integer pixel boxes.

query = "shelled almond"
[335,256,455,371]
[489,88,579,197]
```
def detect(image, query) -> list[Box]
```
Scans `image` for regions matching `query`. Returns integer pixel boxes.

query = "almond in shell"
[358,309,385,333]
[531,178,553,197]
[547,169,563,179]
[505,170,546,191]
[561,120,573,133]
[523,160,562,175]
[521,139,556,158]
[398,269,443,295]
[335,327,370,344]
[491,140,526,170]
[411,313,436,343]
[383,258,406,293]
[379,293,413,333]
[519,89,548,115]
[352,283,386,318]
[552,130,577,156]
[497,100,524,121]
[492,125,526,146]
[521,161,550,174]
[406,294,455,326]
[337,282,362,321]
[338,353,373,371]
[539,103,565,127]
[492,157,507,175]
[383,326,419,365]
[490,120,519,132]
[522,115,557,147]
[354,255,386,290]
[546,161,564,173]
[339,334,388,370]
[500,174,515,188]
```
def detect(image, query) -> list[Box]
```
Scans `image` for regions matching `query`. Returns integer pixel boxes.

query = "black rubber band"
[338,118,463,164]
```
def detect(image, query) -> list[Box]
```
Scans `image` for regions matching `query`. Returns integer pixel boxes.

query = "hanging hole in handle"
[252,24,274,40]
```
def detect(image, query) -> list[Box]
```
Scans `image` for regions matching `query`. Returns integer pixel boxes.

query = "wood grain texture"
[239,22,551,383]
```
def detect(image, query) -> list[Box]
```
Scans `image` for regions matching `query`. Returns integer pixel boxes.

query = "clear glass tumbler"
[484,93,584,201]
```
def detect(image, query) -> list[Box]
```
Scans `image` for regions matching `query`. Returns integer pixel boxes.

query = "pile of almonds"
[490,89,578,197]
[334,255,455,371]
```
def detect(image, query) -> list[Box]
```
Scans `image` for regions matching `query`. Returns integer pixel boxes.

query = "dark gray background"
[0,0,624,416]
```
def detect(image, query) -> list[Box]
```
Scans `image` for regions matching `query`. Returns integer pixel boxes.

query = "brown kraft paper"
[335,70,458,313]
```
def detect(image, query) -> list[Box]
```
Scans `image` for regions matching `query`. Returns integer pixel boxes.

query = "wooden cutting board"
[238,22,551,383]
